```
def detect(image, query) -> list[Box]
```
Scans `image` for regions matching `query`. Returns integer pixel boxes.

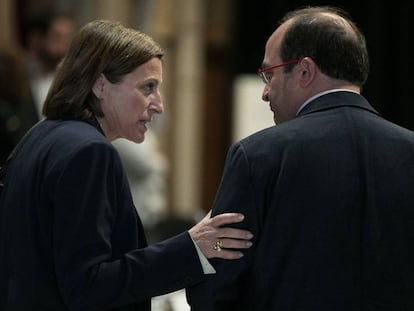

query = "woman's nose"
[156,101,164,114]
[150,99,164,114]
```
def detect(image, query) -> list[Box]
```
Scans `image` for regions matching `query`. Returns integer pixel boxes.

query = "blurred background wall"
[1,0,414,221]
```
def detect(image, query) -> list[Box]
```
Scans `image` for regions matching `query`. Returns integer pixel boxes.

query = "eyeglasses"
[257,58,304,84]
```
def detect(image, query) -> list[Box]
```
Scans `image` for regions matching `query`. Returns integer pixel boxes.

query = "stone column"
[0,0,17,48]
[171,0,205,215]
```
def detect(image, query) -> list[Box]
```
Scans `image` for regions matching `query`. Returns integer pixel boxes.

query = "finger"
[221,238,252,250]
[217,227,253,240]
[209,249,245,260]
[203,210,212,220]
[210,213,245,227]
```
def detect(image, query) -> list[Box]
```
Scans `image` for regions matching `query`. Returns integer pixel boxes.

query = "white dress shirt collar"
[296,89,359,116]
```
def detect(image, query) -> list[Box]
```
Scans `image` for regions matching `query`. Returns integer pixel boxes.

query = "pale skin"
[93,58,253,259]
[261,15,360,125]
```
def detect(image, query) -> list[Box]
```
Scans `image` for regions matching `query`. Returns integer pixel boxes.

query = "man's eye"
[265,72,272,81]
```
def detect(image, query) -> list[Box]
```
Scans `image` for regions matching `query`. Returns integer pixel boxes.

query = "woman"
[0,20,252,311]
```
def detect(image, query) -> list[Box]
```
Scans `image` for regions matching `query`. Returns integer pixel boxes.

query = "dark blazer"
[187,91,414,310]
[0,119,204,311]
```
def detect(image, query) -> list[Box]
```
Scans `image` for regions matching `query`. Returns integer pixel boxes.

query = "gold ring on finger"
[214,239,223,251]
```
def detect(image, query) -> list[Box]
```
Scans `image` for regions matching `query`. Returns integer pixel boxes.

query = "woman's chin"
[132,135,145,144]
[121,132,145,144]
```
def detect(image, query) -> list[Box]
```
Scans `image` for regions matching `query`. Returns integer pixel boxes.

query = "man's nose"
[262,85,270,102]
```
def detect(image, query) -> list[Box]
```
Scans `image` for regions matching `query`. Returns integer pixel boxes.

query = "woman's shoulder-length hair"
[43,19,164,120]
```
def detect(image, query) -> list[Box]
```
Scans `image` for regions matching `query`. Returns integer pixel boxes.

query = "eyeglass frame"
[257,58,307,84]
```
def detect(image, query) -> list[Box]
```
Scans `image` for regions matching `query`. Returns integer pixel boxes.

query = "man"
[24,10,75,116]
[187,6,414,310]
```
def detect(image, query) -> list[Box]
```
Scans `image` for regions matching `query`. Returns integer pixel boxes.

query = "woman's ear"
[92,74,105,99]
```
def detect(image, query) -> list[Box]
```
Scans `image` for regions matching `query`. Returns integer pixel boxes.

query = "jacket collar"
[84,116,105,136]
[297,91,380,117]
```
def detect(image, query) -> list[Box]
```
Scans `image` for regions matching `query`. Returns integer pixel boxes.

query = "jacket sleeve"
[51,142,205,311]
[186,142,259,311]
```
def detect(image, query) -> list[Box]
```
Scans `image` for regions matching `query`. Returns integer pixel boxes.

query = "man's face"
[260,21,301,124]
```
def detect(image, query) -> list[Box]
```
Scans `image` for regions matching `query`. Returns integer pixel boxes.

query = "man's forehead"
[263,21,290,63]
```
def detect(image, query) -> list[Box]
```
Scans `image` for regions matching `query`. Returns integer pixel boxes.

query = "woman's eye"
[141,82,157,95]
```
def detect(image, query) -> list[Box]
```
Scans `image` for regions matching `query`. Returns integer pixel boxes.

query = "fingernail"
[238,214,245,220]
[246,241,253,247]
[247,233,253,239]
[238,252,244,258]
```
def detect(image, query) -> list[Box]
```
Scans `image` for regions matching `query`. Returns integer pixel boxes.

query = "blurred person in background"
[23,9,75,117]
[0,20,252,311]
[0,47,37,165]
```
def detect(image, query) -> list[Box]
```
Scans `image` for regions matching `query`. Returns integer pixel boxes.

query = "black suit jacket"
[187,91,414,310]
[0,119,204,311]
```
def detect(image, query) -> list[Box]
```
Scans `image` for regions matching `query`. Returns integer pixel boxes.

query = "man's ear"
[298,57,316,87]
[92,74,105,99]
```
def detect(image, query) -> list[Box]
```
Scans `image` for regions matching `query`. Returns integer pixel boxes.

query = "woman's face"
[96,57,163,143]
